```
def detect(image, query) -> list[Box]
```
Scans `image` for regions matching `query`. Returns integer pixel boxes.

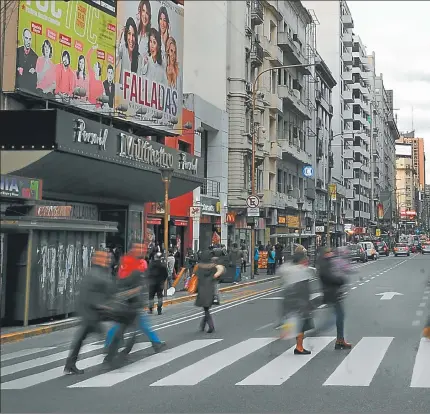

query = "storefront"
[0,109,203,325]
[198,195,221,249]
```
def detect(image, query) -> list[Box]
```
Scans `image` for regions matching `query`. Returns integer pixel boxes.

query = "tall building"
[397,133,425,191]
[395,142,416,215]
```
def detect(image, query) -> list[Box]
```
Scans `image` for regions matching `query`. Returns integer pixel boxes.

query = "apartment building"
[395,143,416,215]
[397,133,425,191]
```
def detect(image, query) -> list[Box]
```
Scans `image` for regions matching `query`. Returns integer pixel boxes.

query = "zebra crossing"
[2,336,429,390]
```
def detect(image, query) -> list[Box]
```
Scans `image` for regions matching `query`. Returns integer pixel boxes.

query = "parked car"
[422,243,430,254]
[393,243,410,257]
[347,243,367,262]
[361,241,378,260]
[375,241,390,257]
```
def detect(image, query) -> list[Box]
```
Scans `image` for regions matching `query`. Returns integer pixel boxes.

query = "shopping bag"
[280,314,300,340]
[167,287,175,296]
[187,274,198,294]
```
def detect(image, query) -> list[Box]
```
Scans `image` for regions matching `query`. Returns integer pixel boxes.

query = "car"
[361,241,378,260]
[347,243,367,262]
[422,243,430,254]
[393,243,410,257]
[375,241,390,256]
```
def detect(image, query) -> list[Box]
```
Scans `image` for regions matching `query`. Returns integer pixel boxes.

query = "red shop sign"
[147,218,162,225]
[174,220,188,226]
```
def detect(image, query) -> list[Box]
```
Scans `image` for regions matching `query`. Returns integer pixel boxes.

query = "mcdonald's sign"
[226,212,236,224]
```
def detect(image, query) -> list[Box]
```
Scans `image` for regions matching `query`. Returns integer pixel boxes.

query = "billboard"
[16,1,117,111]
[115,1,184,134]
[395,143,412,157]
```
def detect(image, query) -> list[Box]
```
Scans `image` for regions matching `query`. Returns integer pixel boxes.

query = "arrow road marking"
[375,292,403,300]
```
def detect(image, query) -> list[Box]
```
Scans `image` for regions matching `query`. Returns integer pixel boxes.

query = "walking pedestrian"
[423,314,430,339]
[267,246,276,275]
[240,244,248,276]
[195,250,225,333]
[64,250,115,374]
[166,249,175,288]
[315,247,352,350]
[148,252,168,315]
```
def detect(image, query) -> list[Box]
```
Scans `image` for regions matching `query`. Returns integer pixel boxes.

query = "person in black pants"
[64,250,114,375]
[148,253,168,315]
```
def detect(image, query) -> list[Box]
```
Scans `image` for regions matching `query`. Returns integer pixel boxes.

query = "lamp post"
[297,199,304,246]
[250,62,318,277]
[159,167,174,297]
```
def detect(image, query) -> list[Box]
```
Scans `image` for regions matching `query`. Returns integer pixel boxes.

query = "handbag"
[280,313,300,340]
[187,274,198,294]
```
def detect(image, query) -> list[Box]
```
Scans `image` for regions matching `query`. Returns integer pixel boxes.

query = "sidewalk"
[1,271,278,344]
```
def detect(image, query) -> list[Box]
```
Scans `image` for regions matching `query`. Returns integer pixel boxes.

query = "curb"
[0,276,280,345]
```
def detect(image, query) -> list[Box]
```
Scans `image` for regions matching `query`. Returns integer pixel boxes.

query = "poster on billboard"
[115,1,184,134]
[16,0,117,111]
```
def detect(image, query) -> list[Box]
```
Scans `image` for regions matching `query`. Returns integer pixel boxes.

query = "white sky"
[347,1,430,180]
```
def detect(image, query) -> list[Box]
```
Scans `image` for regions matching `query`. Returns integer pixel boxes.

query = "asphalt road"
[2,254,429,413]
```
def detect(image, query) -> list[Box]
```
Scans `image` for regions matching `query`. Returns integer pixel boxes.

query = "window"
[178,140,191,154]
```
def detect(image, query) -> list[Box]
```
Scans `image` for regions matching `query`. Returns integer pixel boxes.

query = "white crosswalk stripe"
[1,336,429,390]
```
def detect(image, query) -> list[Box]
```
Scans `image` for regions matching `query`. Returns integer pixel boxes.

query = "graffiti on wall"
[35,231,96,317]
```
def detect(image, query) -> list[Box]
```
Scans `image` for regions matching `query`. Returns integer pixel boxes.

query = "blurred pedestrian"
[315,247,352,350]
[267,246,276,275]
[148,252,168,315]
[195,250,225,333]
[423,314,430,339]
[64,250,115,374]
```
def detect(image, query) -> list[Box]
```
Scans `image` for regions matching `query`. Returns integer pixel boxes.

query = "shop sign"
[147,218,162,225]
[286,215,300,228]
[118,133,174,169]
[315,225,325,233]
[70,203,98,221]
[0,174,42,200]
[73,119,108,150]
[226,212,236,224]
[35,205,72,218]
[200,196,220,215]
[174,220,188,226]
[179,153,198,175]
[278,216,286,225]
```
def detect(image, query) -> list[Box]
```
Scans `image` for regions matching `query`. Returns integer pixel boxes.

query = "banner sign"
[328,184,337,201]
[16,0,117,110]
[1,174,42,200]
[115,1,184,134]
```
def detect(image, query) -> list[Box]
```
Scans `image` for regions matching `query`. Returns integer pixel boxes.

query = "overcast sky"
[347,1,430,179]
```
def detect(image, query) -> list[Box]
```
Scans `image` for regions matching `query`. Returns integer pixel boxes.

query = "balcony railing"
[201,178,220,198]
[250,42,264,66]
[251,0,263,25]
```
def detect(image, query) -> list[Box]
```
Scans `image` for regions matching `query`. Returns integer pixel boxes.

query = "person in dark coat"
[64,250,115,374]
[148,252,168,315]
[195,250,225,333]
[16,29,38,92]
[315,247,352,350]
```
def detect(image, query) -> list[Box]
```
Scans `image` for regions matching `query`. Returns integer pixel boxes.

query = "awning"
[270,233,316,239]
[1,150,202,203]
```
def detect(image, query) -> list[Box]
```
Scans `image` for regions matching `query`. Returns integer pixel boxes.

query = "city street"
[1,254,429,413]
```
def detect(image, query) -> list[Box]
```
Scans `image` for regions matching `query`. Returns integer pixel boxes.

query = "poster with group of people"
[16,0,117,111]
[15,1,184,131]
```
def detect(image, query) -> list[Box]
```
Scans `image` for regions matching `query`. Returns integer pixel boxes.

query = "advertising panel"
[16,0,117,111]
[115,1,184,134]
[395,144,412,157]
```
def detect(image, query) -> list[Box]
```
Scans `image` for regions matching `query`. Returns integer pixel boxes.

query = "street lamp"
[159,166,174,296]
[250,62,318,275]
[297,199,304,246]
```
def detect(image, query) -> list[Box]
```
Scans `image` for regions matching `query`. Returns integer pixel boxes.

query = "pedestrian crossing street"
[1,336,429,390]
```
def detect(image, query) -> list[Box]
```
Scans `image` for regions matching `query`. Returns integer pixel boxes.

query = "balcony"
[261,35,283,66]
[342,52,353,65]
[344,148,353,159]
[353,162,370,174]
[263,189,289,209]
[278,86,312,120]
[279,140,312,165]
[344,168,354,179]
[251,0,263,25]
[200,178,220,198]
[342,14,354,28]
[343,106,353,121]
[346,188,355,199]
[269,141,282,159]
[277,31,308,66]
[269,92,283,114]
[355,211,370,220]
[343,70,353,83]
[342,88,353,103]
[342,32,353,47]
[250,42,264,67]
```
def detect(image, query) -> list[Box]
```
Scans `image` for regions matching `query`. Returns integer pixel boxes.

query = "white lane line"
[410,338,430,388]
[371,277,375,280]
[1,347,56,363]
[359,283,364,286]
[70,339,222,388]
[419,303,426,308]
[323,337,394,387]
[351,287,357,290]
[423,296,429,300]
[318,304,327,309]
[2,344,104,376]
[151,338,276,386]
[412,320,421,326]
[365,280,370,283]
[236,337,335,386]
[417,310,424,316]
[256,323,274,331]
[1,343,153,390]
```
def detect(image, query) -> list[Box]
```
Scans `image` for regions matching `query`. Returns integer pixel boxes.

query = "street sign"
[302,165,314,178]
[189,206,201,219]
[246,195,260,208]
[375,292,403,300]
[247,207,260,217]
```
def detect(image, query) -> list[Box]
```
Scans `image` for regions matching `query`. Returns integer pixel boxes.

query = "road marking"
[423,296,428,300]
[365,280,370,283]
[359,283,364,286]
[151,338,276,386]
[70,339,222,388]
[371,277,375,280]
[236,337,335,386]
[410,339,430,388]
[318,304,327,309]
[2,343,153,390]
[2,344,103,376]
[419,303,426,307]
[323,337,394,386]
[256,323,274,331]
[412,320,421,326]
[1,347,56,363]
[351,287,357,290]
[417,310,424,316]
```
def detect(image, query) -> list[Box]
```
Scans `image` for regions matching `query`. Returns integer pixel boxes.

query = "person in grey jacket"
[195,250,225,333]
